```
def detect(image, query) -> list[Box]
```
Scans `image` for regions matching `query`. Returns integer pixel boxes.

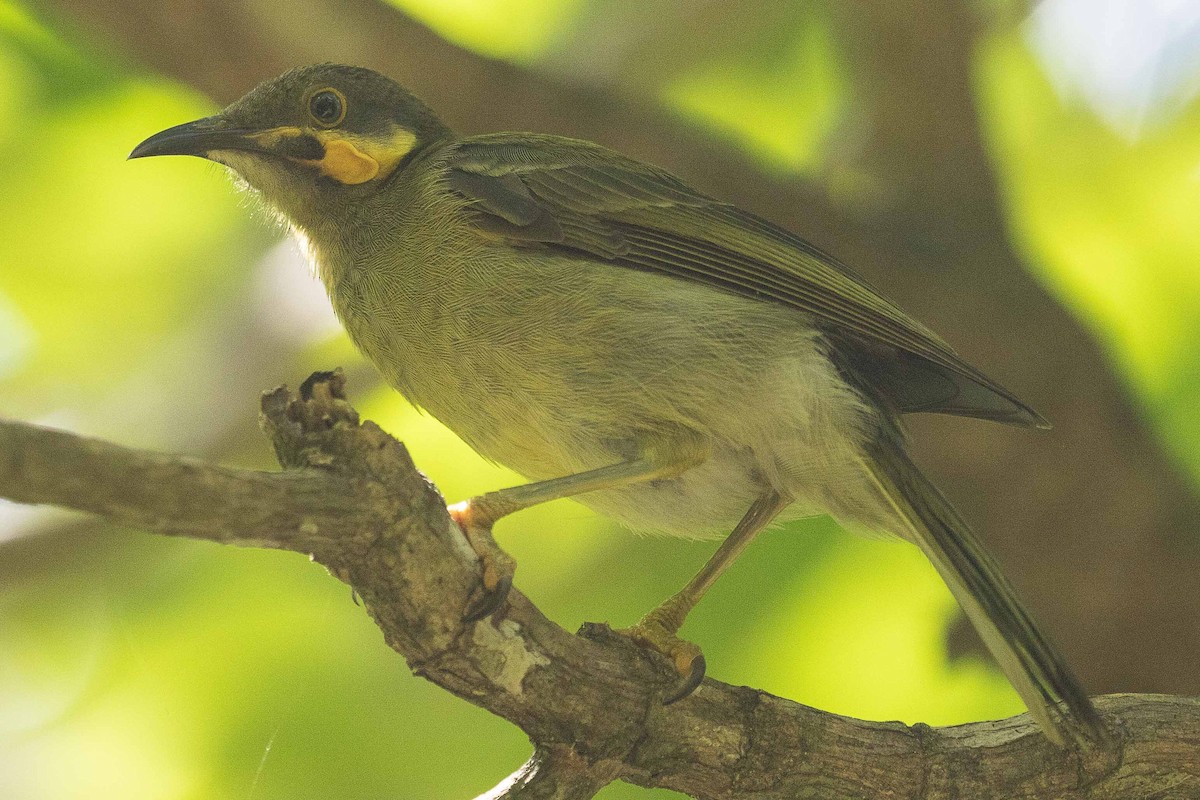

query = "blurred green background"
[1,0,1198,798]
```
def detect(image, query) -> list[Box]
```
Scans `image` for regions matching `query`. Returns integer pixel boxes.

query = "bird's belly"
[331,249,881,537]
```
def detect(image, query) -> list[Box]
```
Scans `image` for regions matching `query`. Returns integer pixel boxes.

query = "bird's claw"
[463,571,513,622]
[450,500,516,622]
[663,652,707,705]
[618,612,707,704]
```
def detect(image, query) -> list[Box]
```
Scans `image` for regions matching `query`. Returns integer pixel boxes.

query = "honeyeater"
[131,63,1102,745]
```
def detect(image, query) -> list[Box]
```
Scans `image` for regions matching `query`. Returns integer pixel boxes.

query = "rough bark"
[34,0,1200,697]
[1,375,1197,800]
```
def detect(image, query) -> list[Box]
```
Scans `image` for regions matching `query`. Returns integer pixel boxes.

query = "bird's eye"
[308,89,346,127]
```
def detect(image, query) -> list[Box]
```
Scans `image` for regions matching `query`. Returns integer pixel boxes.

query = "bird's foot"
[617,603,706,704]
[449,500,515,622]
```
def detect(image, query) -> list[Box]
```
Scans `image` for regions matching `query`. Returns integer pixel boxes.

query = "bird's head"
[130,64,450,225]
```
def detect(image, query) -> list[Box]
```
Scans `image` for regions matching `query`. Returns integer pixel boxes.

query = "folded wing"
[444,134,1046,428]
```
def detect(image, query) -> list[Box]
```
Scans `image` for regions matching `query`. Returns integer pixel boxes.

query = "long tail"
[862,435,1105,746]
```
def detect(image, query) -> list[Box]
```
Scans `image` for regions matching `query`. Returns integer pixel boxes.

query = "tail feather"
[862,437,1104,746]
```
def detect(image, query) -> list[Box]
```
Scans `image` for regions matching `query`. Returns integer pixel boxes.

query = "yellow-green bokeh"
[1,2,1197,799]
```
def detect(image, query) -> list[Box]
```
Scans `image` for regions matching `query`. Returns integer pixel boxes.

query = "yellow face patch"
[248,125,418,186]
[308,139,380,184]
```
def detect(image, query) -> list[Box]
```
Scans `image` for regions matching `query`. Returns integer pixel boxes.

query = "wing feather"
[444,134,1046,427]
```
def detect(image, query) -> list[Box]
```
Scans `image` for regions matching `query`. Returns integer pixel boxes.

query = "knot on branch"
[260,368,424,491]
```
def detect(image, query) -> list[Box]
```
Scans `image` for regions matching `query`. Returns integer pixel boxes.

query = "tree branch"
[2,374,1197,799]
[0,404,357,551]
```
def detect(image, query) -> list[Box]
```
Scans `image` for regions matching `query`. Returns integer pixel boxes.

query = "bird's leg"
[620,489,790,703]
[451,436,708,621]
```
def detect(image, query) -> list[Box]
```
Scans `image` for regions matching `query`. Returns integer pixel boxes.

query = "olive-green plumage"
[132,63,1102,744]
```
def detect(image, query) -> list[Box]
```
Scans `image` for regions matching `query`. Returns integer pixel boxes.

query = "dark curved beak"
[128,116,267,160]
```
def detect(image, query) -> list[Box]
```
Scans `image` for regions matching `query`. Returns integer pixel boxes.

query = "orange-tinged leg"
[451,437,708,621]
[620,489,790,702]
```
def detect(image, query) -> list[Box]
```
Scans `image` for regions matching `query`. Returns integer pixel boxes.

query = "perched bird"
[131,63,1102,745]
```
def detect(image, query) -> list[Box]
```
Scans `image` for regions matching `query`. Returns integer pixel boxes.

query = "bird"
[130,63,1103,745]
